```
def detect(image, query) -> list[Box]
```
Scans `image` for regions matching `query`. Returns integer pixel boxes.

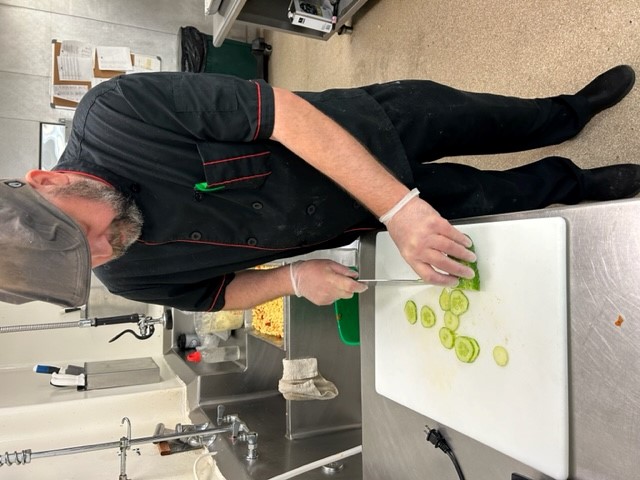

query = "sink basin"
[0,357,226,479]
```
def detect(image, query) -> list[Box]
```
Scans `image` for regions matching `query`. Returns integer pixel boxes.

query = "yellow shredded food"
[251,264,285,338]
[252,296,284,338]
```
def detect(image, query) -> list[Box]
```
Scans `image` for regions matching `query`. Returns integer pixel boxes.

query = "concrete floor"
[265,0,640,172]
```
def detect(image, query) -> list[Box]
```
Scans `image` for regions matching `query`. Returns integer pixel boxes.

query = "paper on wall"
[57,55,93,81]
[131,54,162,72]
[60,40,93,58]
[57,40,94,81]
[96,46,133,71]
[53,84,89,103]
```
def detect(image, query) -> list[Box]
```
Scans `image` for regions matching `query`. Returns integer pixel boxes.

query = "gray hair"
[49,177,143,260]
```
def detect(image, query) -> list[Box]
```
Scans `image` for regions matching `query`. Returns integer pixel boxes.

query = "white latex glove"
[384,194,476,287]
[289,259,368,305]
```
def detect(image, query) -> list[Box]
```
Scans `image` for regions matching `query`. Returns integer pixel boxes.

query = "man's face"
[45,194,122,267]
[26,171,142,268]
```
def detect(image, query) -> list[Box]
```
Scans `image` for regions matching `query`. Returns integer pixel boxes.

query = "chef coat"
[54,72,413,311]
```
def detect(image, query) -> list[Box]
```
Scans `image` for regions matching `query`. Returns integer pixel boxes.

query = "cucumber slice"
[456,238,481,291]
[443,311,460,331]
[439,288,451,311]
[493,345,509,366]
[439,327,455,349]
[420,305,436,328]
[454,336,477,363]
[404,300,417,325]
[468,337,480,362]
[449,289,469,316]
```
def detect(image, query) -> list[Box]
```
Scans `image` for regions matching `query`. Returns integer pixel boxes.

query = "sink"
[0,357,225,479]
[201,396,362,480]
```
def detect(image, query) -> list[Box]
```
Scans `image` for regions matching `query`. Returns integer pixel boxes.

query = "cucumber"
[492,345,509,366]
[439,288,451,311]
[468,337,480,362]
[420,305,436,328]
[456,238,481,291]
[443,311,460,331]
[454,336,479,363]
[439,327,455,349]
[404,300,417,325]
[449,289,469,316]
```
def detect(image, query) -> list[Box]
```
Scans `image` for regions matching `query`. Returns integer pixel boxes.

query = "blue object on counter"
[33,365,60,374]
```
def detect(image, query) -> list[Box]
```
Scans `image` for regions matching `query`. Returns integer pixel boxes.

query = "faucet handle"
[217,405,225,425]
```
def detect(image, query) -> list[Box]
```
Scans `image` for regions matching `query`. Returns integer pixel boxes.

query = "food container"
[193,310,244,335]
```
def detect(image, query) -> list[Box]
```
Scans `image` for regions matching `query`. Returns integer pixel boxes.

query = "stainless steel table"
[359,200,640,480]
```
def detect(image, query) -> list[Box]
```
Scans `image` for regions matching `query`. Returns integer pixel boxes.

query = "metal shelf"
[211,0,369,47]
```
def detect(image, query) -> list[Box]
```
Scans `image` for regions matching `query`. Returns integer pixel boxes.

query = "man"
[1,65,638,311]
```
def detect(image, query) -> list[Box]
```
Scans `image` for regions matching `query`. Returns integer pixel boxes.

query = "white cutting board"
[374,217,569,479]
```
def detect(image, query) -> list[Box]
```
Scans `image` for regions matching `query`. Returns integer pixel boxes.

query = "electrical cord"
[192,450,217,480]
[424,425,466,480]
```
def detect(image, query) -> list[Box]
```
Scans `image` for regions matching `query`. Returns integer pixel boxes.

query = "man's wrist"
[379,188,420,225]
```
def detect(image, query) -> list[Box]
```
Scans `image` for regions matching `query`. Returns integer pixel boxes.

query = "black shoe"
[583,164,640,201]
[576,65,635,117]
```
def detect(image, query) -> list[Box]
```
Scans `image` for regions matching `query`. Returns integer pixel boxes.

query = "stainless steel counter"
[202,396,362,480]
[359,199,640,480]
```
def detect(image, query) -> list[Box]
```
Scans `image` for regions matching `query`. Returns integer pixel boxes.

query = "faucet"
[216,404,259,460]
[0,414,256,475]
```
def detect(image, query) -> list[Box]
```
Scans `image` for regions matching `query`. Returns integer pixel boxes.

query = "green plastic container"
[334,294,360,346]
[203,38,259,80]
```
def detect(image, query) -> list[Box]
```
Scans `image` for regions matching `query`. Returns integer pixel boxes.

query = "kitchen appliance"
[374,217,569,479]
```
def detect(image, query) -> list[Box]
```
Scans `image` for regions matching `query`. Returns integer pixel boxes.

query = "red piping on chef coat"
[137,227,376,251]
[251,81,262,141]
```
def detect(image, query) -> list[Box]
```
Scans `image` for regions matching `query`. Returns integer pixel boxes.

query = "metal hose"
[0,320,85,334]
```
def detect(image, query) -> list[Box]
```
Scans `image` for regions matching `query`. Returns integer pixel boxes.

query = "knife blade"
[358,279,426,286]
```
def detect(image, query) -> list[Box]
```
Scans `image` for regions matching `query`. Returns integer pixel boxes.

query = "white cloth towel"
[278,358,338,401]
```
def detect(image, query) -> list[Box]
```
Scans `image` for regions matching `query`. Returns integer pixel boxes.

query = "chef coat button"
[194,191,204,202]
[352,201,361,209]
[130,183,141,193]
[306,204,317,215]
[190,231,202,241]
[247,237,258,246]
[252,201,263,210]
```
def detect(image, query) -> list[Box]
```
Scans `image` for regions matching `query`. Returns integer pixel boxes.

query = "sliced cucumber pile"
[439,288,478,363]
[399,238,507,368]
[454,336,480,363]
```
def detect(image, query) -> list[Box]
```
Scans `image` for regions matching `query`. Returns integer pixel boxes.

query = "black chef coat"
[54,72,413,311]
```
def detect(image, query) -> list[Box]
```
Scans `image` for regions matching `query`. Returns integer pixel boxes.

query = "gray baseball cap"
[0,179,90,307]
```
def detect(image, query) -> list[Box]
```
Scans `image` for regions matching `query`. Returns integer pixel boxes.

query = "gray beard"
[50,177,143,261]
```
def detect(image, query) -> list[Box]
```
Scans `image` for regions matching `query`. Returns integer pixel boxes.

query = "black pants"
[366,80,592,219]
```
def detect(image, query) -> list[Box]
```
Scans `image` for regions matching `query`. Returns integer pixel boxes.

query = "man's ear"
[25,170,72,190]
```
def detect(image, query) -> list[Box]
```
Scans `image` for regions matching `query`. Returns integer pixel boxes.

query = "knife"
[357,279,426,286]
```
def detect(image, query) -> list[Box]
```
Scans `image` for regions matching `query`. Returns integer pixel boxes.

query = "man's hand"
[290,259,368,305]
[385,196,476,287]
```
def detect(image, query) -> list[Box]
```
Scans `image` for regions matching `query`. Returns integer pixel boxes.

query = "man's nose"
[89,234,114,267]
